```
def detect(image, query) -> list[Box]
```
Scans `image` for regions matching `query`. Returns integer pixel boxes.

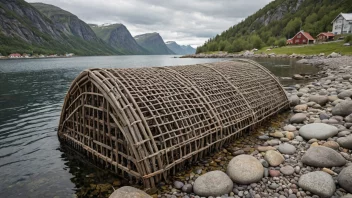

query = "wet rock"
[280,165,295,175]
[293,74,304,80]
[193,171,233,197]
[227,155,264,184]
[337,135,352,149]
[309,95,329,106]
[298,171,335,198]
[290,113,306,124]
[338,166,352,193]
[301,146,346,167]
[109,186,152,198]
[259,159,269,168]
[299,123,338,140]
[278,143,296,155]
[332,101,352,116]
[264,150,285,166]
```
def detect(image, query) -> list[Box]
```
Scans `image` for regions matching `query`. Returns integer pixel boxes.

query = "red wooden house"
[317,32,335,42]
[287,31,315,45]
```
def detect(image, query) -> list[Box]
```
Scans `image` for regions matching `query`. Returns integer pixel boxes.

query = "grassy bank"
[256,41,352,55]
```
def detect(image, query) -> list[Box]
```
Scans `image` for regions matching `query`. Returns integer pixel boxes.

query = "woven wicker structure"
[58,59,289,188]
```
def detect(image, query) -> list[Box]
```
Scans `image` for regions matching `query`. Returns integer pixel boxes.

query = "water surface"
[0,55,318,197]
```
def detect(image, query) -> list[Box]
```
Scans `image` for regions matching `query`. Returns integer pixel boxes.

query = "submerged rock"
[227,155,264,184]
[193,170,233,197]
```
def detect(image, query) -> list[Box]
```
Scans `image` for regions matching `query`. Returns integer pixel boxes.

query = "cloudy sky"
[26,0,273,47]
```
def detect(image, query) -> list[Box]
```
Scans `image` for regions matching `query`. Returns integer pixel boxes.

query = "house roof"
[331,13,352,24]
[293,31,315,40]
[317,32,335,37]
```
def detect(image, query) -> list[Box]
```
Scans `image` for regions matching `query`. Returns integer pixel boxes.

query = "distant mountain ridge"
[0,0,191,56]
[134,33,175,55]
[90,23,149,55]
[165,41,195,55]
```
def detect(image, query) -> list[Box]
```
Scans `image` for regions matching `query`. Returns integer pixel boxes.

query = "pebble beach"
[110,56,352,198]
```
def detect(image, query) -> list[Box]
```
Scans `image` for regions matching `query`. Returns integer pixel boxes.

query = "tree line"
[197,0,352,54]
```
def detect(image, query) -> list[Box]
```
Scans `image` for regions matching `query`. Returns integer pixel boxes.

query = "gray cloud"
[26,0,273,47]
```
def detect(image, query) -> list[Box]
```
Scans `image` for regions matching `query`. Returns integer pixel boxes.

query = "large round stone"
[226,155,264,184]
[264,150,284,166]
[298,171,336,198]
[289,95,300,106]
[278,143,296,155]
[332,100,352,116]
[299,123,338,140]
[338,166,352,193]
[109,186,152,198]
[338,90,352,99]
[337,135,352,149]
[301,146,346,167]
[290,113,306,124]
[309,95,329,106]
[193,170,233,197]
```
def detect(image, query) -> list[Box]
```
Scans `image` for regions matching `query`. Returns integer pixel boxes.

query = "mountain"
[89,23,149,55]
[165,41,196,55]
[134,33,175,55]
[197,0,352,53]
[0,0,119,56]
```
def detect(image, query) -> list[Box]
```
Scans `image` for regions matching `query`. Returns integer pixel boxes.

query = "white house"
[332,13,352,35]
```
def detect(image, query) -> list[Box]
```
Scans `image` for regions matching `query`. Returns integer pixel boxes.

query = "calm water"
[0,55,318,197]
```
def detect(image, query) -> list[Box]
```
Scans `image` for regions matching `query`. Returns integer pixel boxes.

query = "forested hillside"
[196,0,352,53]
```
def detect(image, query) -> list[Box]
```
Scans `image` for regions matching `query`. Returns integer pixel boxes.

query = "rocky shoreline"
[110,56,352,198]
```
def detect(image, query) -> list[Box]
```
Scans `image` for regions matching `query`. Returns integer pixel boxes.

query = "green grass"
[256,41,352,55]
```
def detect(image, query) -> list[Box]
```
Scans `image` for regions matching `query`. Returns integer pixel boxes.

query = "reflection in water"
[0,56,318,197]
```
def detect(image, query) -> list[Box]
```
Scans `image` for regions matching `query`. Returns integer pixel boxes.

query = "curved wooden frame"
[58,59,289,188]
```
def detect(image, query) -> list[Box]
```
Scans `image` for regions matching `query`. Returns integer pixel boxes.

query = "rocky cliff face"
[166,41,195,55]
[135,33,175,55]
[0,0,119,55]
[90,23,149,54]
[255,0,305,26]
[0,0,60,43]
[31,3,99,42]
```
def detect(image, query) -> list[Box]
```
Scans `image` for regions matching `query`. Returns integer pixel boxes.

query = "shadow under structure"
[58,59,289,188]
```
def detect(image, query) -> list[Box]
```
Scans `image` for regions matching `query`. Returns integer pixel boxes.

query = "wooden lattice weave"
[58,59,289,188]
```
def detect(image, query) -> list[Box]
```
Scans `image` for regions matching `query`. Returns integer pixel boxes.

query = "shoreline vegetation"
[182,41,352,59]
[109,56,352,198]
